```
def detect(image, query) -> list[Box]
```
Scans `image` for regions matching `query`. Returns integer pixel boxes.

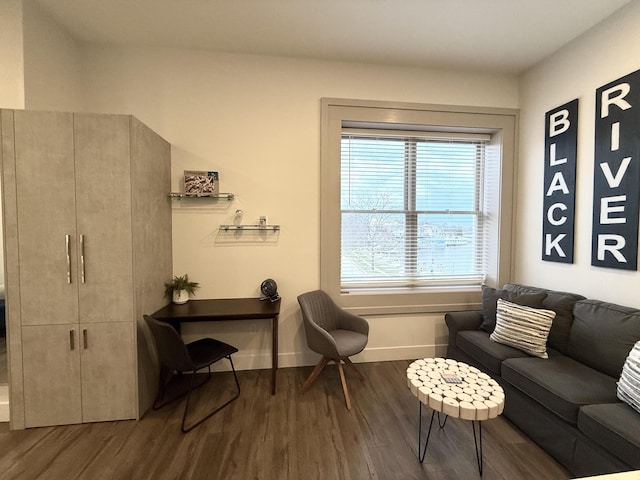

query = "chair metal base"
[154,356,241,432]
[300,356,365,410]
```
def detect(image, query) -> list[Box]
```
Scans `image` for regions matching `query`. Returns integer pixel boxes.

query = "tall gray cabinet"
[0,110,172,429]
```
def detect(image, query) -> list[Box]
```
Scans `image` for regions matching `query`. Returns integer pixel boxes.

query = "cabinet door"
[22,325,82,427]
[13,111,79,326]
[80,322,136,422]
[74,114,134,324]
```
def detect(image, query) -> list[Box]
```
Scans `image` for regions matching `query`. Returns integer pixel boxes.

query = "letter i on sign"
[542,99,578,263]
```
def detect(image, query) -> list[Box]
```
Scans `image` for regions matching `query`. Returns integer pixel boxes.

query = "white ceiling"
[34,0,632,74]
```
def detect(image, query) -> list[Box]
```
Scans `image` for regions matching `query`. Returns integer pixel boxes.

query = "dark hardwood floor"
[0,361,570,480]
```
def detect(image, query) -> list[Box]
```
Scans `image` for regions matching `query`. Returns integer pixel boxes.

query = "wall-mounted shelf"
[219,224,281,232]
[169,192,235,200]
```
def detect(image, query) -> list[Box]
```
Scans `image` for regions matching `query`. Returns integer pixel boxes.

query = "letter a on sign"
[543,99,578,263]
[592,69,640,270]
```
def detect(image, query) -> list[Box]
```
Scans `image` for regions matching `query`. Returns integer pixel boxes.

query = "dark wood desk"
[151,297,281,394]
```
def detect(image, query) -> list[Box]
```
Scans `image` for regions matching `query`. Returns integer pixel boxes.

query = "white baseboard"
[211,344,448,372]
[0,386,8,423]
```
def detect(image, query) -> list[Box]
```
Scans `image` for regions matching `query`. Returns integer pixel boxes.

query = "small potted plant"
[164,274,200,304]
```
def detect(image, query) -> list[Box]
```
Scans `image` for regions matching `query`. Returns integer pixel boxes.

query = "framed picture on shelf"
[183,170,219,194]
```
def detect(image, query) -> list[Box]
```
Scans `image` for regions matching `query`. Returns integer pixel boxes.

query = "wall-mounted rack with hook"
[218,224,281,232]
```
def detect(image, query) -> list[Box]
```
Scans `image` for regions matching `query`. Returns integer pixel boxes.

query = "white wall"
[517,1,640,307]
[22,0,83,111]
[0,0,24,110]
[3,2,522,370]
[5,0,640,376]
[79,45,519,369]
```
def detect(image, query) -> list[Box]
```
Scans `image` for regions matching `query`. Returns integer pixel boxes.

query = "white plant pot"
[173,289,189,304]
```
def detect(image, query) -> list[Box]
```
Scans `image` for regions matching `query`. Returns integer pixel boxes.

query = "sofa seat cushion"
[457,330,529,376]
[502,355,619,424]
[578,403,640,469]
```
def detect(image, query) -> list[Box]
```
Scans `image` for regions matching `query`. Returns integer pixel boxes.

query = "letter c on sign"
[547,203,568,226]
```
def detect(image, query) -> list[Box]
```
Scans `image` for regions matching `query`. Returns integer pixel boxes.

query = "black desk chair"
[144,314,240,432]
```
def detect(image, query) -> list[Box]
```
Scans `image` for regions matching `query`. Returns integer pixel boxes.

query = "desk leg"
[170,320,182,335]
[271,314,279,395]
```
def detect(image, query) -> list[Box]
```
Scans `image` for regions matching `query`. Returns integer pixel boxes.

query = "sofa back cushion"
[503,283,585,354]
[480,285,546,333]
[566,299,640,378]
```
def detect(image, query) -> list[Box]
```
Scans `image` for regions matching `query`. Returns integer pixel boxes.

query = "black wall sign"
[543,99,578,263]
[592,69,640,270]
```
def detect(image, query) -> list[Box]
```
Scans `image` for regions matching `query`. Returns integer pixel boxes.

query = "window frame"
[320,98,519,315]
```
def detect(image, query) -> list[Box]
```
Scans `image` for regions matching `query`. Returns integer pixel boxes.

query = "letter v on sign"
[600,157,631,188]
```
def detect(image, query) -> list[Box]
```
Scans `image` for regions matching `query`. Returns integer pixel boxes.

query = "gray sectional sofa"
[445,283,640,477]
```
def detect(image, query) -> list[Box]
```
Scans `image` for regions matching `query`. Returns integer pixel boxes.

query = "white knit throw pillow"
[490,299,556,359]
[618,340,640,414]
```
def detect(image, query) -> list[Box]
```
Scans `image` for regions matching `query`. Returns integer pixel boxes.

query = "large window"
[341,132,488,290]
[321,99,518,314]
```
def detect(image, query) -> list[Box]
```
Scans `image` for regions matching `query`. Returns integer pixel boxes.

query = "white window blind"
[340,131,488,290]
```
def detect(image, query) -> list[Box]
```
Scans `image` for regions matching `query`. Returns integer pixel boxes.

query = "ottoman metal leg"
[418,402,436,463]
[417,401,485,476]
[472,420,484,476]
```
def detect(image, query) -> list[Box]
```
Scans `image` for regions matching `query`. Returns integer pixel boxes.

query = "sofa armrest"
[444,310,483,347]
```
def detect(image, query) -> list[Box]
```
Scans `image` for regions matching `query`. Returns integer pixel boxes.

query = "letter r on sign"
[601,83,632,118]
[597,234,627,263]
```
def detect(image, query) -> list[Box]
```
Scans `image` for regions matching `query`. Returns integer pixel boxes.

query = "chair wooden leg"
[343,357,365,381]
[301,357,330,393]
[336,361,352,410]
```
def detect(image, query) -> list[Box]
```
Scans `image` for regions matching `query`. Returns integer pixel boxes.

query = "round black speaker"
[260,278,280,302]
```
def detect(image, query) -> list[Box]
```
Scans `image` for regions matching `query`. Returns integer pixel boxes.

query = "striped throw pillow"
[617,341,640,414]
[490,299,556,358]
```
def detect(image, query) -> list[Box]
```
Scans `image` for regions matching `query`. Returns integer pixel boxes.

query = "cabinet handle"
[83,329,88,349]
[66,235,72,284]
[69,330,75,350]
[80,234,86,284]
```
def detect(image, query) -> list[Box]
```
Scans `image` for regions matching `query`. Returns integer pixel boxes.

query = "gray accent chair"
[297,290,369,410]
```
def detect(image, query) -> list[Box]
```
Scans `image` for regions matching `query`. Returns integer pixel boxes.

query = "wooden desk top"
[151,297,281,322]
